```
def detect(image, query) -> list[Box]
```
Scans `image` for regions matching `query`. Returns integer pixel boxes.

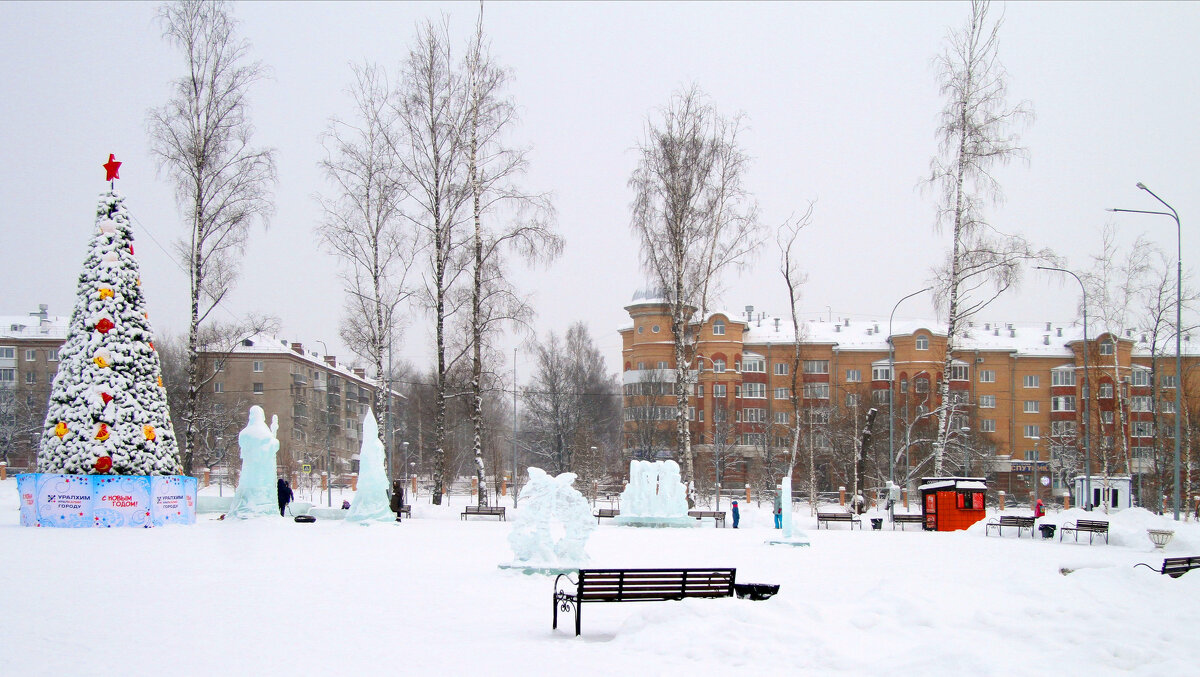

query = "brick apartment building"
[619,291,1200,504]
[1,305,402,484]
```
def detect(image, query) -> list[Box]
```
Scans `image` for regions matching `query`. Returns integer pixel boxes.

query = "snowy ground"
[3,478,1199,676]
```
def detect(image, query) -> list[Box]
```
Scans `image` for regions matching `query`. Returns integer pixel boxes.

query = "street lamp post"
[1031,436,1041,507]
[315,339,333,507]
[889,288,931,489]
[1109,183,1184,521]
[1036,265,1092,510]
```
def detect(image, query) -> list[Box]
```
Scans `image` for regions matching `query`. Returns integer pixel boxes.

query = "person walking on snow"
[277,478,294,517]
[731,500,740,528]
[773,491,783,529]
[1034,499,1045,519]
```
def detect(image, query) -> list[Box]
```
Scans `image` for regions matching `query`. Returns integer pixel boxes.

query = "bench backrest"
[465,505,503,514]
[1076,520,1108,529]
[576,568,735,602]
[999,516,1033,525]
[1163,556,1200,568]
[819,513,853,520]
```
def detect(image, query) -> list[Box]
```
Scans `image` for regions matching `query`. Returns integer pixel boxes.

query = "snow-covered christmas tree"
[37,176,181,476]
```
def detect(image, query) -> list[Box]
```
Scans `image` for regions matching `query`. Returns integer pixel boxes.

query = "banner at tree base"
[15,474,197,527]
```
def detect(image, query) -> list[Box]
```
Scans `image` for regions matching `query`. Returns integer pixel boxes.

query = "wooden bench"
[1135,556,1200,578]
[1059,519,1109,544]
[461,505,506,520]
[891,513,924,530]
[816,512,862,529]
[688,510,726,528]
[985,515,1035,538]
[397,505,411,518]
[553,568,736,636]
[594,508,620,523]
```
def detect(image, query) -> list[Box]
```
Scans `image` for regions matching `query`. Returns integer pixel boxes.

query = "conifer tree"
[38,189,182,476]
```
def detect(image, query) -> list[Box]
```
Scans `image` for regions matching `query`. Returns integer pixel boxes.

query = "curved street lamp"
[1108,183,1184,521]
[1036,265,1092,510]
[888,288,931,489]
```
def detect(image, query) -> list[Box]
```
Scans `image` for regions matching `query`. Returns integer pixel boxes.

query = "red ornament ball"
[95,318,114,334]
[94,456,113,473]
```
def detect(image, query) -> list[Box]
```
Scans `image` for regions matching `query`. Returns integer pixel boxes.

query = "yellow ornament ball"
[98,288,114,300]
[93,354,110,368]
[54,421,69,438]
[143,425,156,441]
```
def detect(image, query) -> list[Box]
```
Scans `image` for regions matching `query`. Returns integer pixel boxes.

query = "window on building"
[48,348,58,362]
[1101,410,1114,424]
[1024,450,1039,461]
[1131,369,1151,387]
[979,395,996,408]
[846,369,861,382]
[871,389,889,405]
[713,384,727,399]
[743,383,766,399]
[1161,374,1178,388]
[743,357,765,373]
[775,411,789,424]
[900,379,908,393]
[774,387,790,400]
[0,368,15,383]
[802,360,829,374]
[0,347,14,359]
[637,326,644,335]
[713,408,727,422]
[253,360,264,373]
[774,363,789,375]
[809,408,831,424]
[846,392,861,408]
[1161,399,1176,414]
[25,371,36,385]
[24,349,36,361]
[872,365,892,381]
[734,360,741,372]
[636,362,645,370]
[1023,375,1040,388]
[1132,421,1154,438]
[1024,425,1040,438]
[1024,400,1040,413]
[1130,395,1152,412]
[657,361,668,370]
[915,336,929,350]
[651,325,660,333]
[950,364,969,381]
[742,408,767,423]
[712,320,725,336]
[252,382,264,394]
[944,390,966,404]
[698,409,704,422]
[1099,383,1114,398]
[713,359,726,373]
[803,383,829,399]
[1051,396,1076,412]
[696,385,704,398]
[1099,340,1114,355]
[1051,420,1077,437]
[688,407,695,421]
[981,419,996,433]
[214,382,224,394]
[1051,369,1076,386]
[914,377,929,394]
[734,385,741,398]
[979,369,996,383]
[739,433,766,446]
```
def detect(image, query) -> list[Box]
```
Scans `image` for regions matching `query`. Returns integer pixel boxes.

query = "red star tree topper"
[103,154,121,181]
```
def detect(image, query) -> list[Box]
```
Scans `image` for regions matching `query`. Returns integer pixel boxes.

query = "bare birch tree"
[149,0,276,474]
[462,10,561,505]
[629,84,760,487]
[778,206,815,512]
[392,19,471,504]
[927,0,1048,472]
[318,62,413,442]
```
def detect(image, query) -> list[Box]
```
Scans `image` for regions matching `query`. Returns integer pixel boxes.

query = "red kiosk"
[918,477,988,531]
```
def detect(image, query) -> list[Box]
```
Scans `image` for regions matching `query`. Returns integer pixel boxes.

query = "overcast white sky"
[2,1,1197,381]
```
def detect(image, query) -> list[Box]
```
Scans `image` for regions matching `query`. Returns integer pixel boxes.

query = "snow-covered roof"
[214,333,401,396]
[0,309,69,340]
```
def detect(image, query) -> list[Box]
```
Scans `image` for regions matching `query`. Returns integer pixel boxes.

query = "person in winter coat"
[277,478,294,517]
[1034,499,1045,519]
[731,500,740,528]
[773,491,783,529]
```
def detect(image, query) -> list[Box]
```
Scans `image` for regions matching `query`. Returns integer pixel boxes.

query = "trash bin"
[870,518,883,531]
[1038,524,1056,539]
[734,584,780,600]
